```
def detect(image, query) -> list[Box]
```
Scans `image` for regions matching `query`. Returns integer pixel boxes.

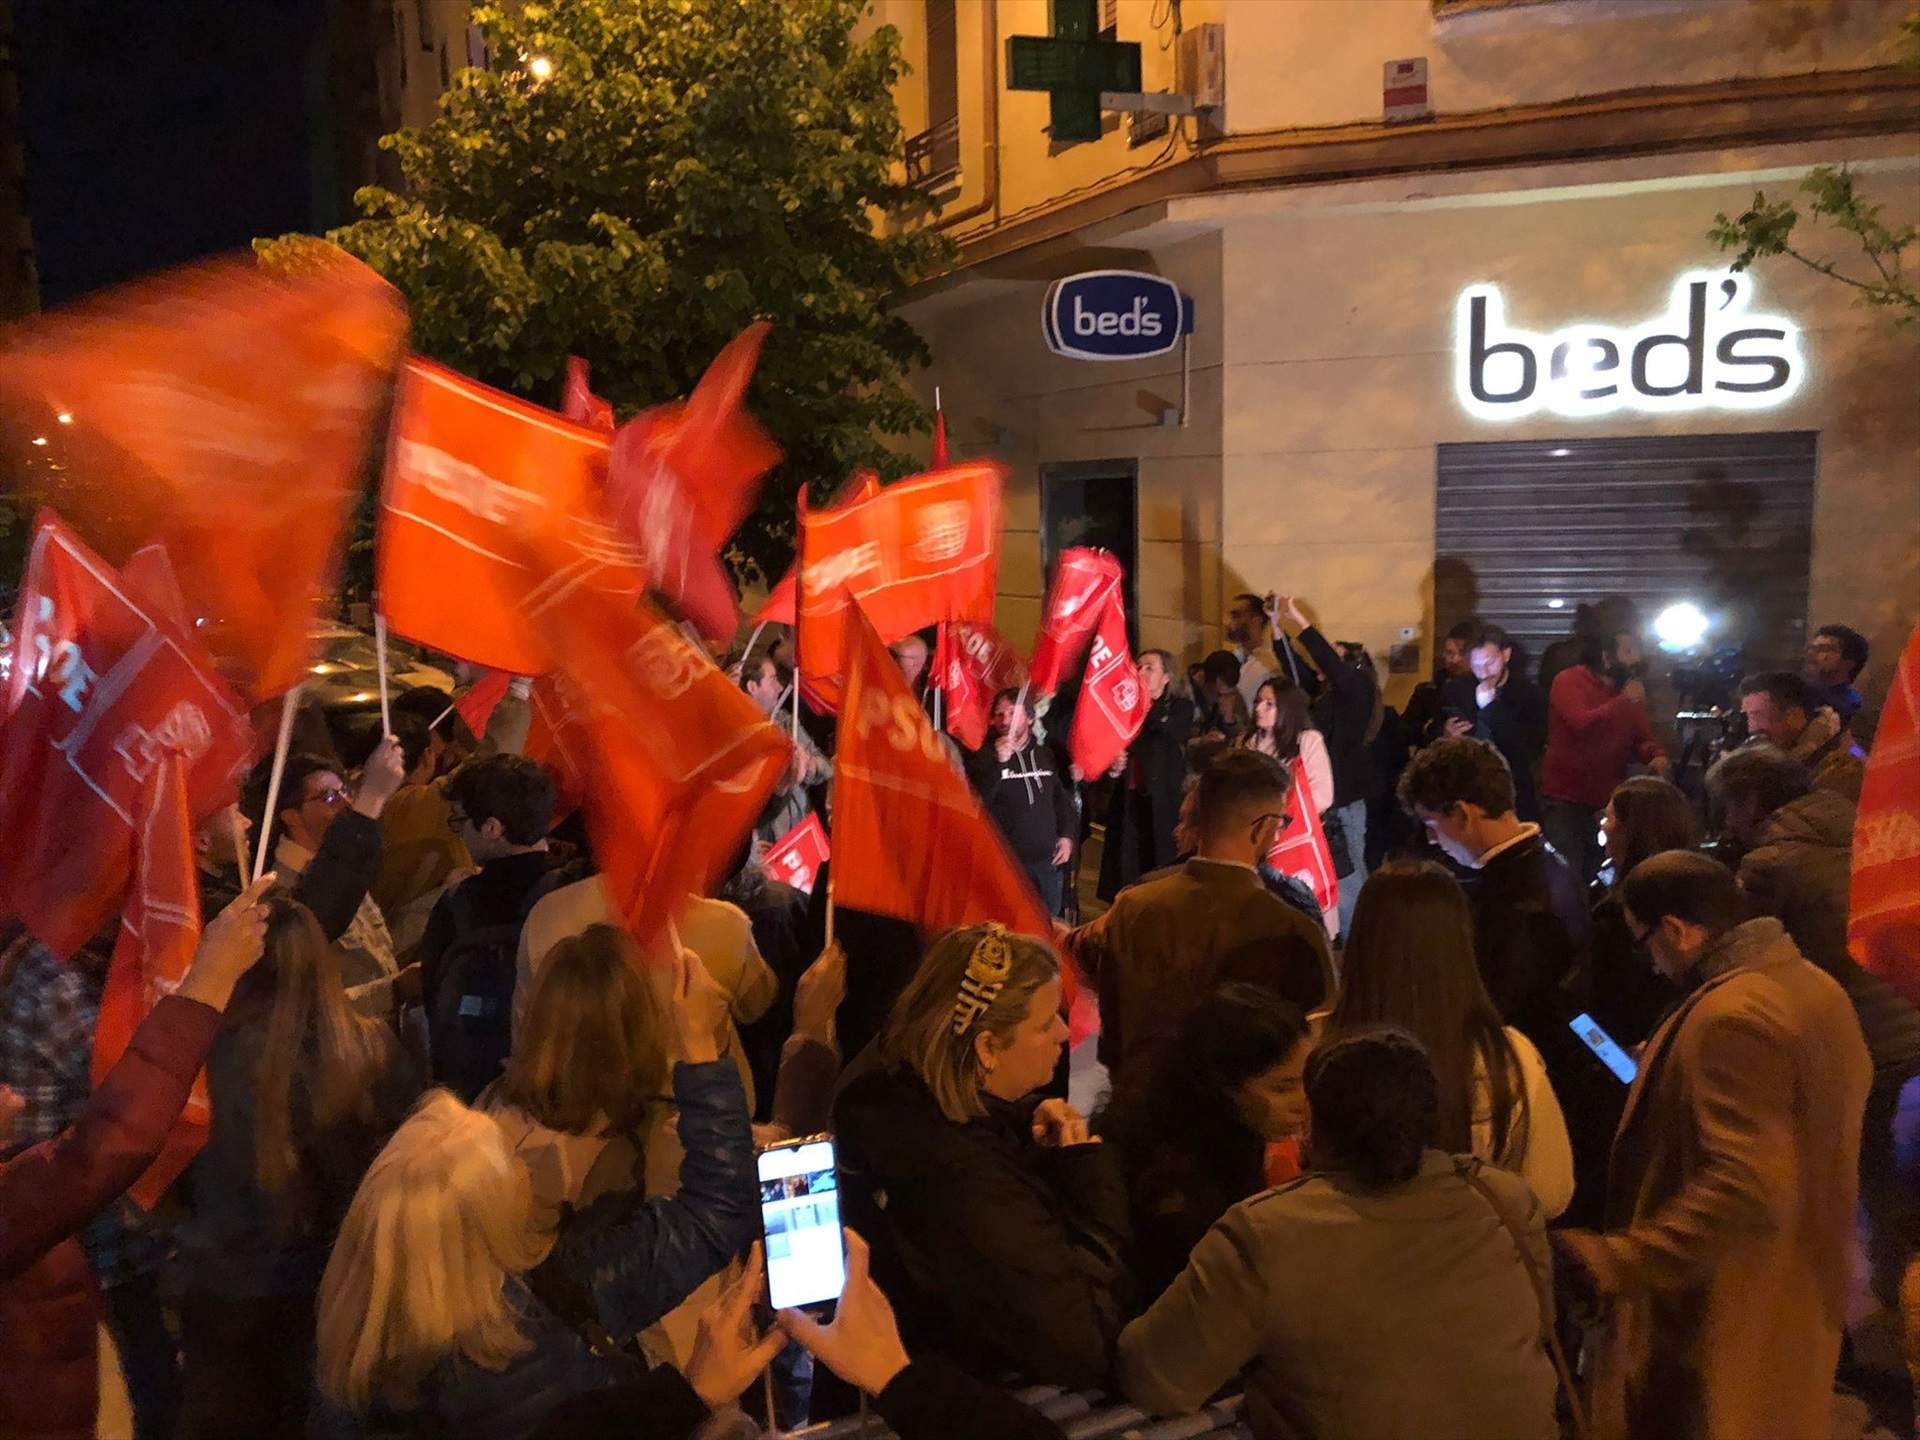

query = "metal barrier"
[783,1389,1248,1440]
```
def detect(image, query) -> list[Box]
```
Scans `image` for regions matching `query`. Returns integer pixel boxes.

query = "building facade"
[871,0,1920,717]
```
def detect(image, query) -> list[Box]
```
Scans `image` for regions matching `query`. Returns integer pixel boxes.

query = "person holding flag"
[966,691,1077,918]
[1096,651,1196,901]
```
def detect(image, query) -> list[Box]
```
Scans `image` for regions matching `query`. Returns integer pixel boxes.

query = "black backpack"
[426,867,566,1103]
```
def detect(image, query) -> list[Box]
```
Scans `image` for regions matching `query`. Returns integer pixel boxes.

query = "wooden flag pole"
[373,612,393,736]
[252,685,301,882]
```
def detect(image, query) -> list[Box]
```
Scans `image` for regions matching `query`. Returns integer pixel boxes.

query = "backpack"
[426,866,566,1103]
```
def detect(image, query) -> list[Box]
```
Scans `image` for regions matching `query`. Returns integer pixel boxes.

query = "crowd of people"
[1,588,1916,1440]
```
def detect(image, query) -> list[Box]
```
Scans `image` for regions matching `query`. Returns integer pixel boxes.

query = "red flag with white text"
[832,600,1054,943]
[934,619,1025,752]
[763,813,830,896]
[93,752,209,1207]
[1850,621,1920,1005]
[1028,548,1123,697]
[795,464,1003,709]
[753,471,883,628]
[0,513,253,958]
[0,250,407,697]
[1068,594,1146,779]
[519,536,790,947]
[377,357,644,673]
[603,325,782,645]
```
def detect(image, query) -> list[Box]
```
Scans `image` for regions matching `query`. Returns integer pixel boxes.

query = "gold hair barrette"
[950,925,1013,1036]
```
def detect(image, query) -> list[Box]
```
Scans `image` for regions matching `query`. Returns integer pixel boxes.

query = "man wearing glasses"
[1065,748,1334,1081]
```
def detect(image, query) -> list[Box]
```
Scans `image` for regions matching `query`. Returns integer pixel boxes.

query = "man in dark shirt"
[1443,624,1547,821]
[417,754,559,1099]
[965,690,1075,916]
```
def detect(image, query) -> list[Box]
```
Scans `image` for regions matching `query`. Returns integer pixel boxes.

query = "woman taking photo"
[313,943,758,1438]
[174,891,421,1438]
[1117,1028,1560,1439]
[835,924,1131,1390]
[1324,861,1574,1218]
[1097,985,1312,1302]
[1590,775,1696,1047]
[1238,677,1339,936]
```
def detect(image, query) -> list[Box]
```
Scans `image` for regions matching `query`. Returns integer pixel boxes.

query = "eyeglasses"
[303,785,351,810]
[1250,811,1293,838]
[447,806,470,830]
[1625,919,1654,949]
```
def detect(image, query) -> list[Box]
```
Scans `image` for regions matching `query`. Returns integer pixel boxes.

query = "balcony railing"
[904,115,962,190]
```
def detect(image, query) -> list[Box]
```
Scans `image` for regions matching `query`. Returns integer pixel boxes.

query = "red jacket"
[1540,665,1664,810]
[0,994,223,1440]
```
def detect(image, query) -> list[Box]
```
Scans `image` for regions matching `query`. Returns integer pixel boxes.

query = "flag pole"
[252,685,301,882]
[742,619,768,667]
[373,612,393,736]
[825,872,835,948]
[228,806,249,879]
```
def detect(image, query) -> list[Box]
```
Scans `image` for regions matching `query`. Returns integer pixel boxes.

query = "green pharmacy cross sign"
[1006,0,1143,144]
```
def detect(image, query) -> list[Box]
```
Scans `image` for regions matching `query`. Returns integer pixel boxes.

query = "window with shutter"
[905,0,961,187]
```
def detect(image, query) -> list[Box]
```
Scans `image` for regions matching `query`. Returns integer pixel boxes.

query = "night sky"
[14,2,337,306]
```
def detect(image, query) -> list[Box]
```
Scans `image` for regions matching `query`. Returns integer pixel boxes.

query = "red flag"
[754,472,884,627]
[832,599,1052,940]
[519,535,790,947]
[453,668,513,739]
[1028,548,1123,696]
[1851,621,1920,1004]
[522,672,586,825]
[563,357,616,434]
[93,752,208,1207]
[1068,594,1146,778]
[603,325,782,645]
[930,405,949,469]
[763,813,830,896]
[0,512,253,957]
[796,463,1003,709]
[935,620,1025,751]
[377,357,644,673]
[0,251,407,698]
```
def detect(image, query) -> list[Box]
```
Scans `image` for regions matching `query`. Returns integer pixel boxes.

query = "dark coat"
[834,1060,1133,1390]
[1464,830,1590,1052]
[1097,694,1194,900]
[0,995,223,1440]
[201,809,383,941]
[1293,626,1377,809]
[1443,673,1547,821]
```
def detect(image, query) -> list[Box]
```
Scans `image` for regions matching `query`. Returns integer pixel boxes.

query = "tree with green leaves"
[258,0,952,590]
[1708,14,1920,326]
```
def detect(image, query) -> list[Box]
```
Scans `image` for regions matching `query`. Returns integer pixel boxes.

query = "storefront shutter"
[1435,431,1816,676]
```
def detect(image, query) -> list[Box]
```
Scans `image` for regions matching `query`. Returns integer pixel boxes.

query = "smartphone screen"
[756,1137,846,1311]
[1570,1012,1638,1084]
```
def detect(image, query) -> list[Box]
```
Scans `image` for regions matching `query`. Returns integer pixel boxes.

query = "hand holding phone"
[758,1136,846,1311]
[684,1243,787,1409]
[776,1230,910,1397]
[1569,1012,1638,1084]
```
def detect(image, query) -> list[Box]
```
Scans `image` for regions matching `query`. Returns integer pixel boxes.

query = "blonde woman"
[313,943,758,1438]
[834,925,1131,1391]
[174,891,420,1439]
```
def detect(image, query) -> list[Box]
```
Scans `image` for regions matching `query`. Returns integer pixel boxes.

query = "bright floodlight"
[1654,601,1709,652]
[526,53,554,80]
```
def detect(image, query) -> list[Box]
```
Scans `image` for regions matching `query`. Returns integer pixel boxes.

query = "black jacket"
[417,849,564,1017]
[834,1059,1133,1390]
[965,739,1075,869]
[1097,695,1194,901]
[1292,626,1377,809]
[200,809,382,941]
[1464,830,1590,1051]
[1443,673,1548,821]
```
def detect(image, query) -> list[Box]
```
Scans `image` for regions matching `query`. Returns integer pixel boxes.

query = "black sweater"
[1443,673,1548,821]
[1292,626,1377,810]
[965,739,1076,869]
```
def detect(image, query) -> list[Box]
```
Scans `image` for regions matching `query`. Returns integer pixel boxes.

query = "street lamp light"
[526,53,554,81]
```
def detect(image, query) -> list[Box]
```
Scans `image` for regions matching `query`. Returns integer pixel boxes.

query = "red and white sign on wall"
[1383,57,1432,124]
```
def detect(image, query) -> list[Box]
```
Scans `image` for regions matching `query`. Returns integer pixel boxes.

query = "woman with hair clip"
[834,925,1132,1390]
[1097,984,1312,1303]
[312,941,759,1439]
[173,890,422,1439]
[1118,1028,1561,1440]
[1324,861,1574,1219]
[1238,677,1339,936]
[1589,776,1696,1046]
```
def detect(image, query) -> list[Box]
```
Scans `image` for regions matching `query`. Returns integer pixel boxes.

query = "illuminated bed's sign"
[1454,270,1803,421]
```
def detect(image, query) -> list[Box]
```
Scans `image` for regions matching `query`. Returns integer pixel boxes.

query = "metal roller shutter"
[1435,431,1816,675]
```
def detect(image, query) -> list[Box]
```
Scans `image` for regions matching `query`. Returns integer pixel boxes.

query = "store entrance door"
[1040,457,1139,650]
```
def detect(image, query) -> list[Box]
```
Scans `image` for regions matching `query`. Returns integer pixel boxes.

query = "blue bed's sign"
[1043,270,1196,361]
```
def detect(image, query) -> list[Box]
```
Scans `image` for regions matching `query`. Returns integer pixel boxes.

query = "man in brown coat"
[1554,851,1871,1440]
[1067,748,1334,1078]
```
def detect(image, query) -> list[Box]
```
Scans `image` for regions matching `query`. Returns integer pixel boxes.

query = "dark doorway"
[1040,458,1139,649]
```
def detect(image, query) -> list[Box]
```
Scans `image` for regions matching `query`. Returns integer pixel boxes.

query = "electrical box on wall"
[1177,23,1225,133]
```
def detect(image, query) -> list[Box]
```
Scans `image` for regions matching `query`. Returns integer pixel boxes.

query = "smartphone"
[756,1135,846,1312]
[1569,1012,1638,1084]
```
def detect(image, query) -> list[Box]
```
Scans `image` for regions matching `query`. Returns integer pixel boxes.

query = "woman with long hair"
[1591,775,1698,1046]
[314,943,760,1437]
[834,924,1131,1390]
[1097,985,1311,1302]
[1325,861,1574,1218]
[174,891,421,1438]
[1239,678,1339,935]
